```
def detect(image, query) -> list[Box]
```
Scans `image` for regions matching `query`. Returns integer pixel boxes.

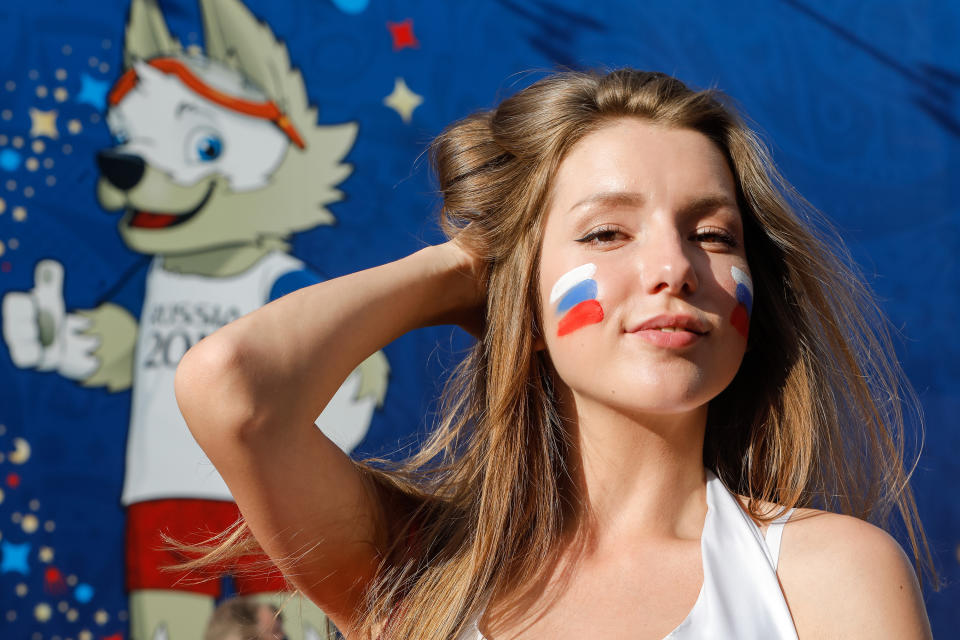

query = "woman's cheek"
[729,265,753,339]
[549,263,605,337]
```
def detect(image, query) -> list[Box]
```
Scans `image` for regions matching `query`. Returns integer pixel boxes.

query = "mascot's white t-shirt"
[121,251,375,505]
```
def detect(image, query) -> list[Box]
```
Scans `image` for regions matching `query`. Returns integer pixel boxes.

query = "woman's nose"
[639,230,698,296]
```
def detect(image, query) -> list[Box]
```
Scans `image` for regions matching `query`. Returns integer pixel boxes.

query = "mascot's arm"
[77,303,138,392]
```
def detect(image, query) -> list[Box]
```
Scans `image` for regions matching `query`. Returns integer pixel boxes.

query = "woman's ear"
[533,334,547,351]
[531,315,547,351]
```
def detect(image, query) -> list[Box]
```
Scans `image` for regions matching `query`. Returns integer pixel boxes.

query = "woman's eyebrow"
[569,190,646,213]
[679,194,739,218]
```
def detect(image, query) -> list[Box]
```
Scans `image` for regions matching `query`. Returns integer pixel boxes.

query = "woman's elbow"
[175,337,260,449]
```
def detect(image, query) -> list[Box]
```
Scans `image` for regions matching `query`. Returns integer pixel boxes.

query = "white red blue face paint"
[730,266,753,339]
[550,263,604,337]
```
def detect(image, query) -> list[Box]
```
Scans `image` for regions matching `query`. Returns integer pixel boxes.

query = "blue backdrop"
[0,1,956,638]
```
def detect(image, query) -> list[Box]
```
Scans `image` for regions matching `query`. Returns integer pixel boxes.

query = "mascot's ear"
[123,0,182,69]
[131,60,167,85]
[199,0,298,109]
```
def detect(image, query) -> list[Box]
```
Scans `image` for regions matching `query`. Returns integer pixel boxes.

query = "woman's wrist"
[411,242,486,333]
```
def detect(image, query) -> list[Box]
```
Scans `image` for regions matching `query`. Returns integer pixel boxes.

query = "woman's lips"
[627,313,708,348]
[633,327,704,348]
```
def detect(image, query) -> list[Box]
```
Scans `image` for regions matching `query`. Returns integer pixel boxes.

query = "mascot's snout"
[97,150,146,191]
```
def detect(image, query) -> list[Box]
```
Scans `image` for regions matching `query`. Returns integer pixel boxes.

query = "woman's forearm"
[175,243,482,438]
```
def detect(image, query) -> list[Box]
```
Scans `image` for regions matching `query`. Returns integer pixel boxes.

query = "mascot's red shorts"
[126,498,287,596]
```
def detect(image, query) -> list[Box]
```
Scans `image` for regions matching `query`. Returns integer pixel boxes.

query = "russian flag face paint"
[730,266,753,339]
[550,263,604,337]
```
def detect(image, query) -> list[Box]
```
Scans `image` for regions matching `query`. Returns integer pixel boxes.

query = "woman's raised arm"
[173,241,484,631]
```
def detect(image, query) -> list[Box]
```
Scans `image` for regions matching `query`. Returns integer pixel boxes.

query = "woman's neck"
[561,391,709,547]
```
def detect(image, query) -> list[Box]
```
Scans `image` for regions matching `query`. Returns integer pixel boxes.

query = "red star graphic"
[387,18,419,51]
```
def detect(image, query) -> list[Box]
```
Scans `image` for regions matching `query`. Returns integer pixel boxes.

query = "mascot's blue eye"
[196,135,223,162]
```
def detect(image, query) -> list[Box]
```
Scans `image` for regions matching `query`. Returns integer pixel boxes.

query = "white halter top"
[462,470,798,639]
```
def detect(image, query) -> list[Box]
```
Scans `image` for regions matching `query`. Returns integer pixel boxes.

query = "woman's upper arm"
[779,511,932,639]
[175,339,387,632]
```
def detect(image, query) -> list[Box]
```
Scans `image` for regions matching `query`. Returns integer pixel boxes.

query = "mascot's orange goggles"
[108,57,305,149]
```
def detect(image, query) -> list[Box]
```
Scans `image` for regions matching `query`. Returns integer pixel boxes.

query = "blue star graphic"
[0,541,31,575]
[76,73,110,110]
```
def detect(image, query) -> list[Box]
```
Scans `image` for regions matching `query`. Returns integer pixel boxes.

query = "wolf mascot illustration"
[1,0,389,638]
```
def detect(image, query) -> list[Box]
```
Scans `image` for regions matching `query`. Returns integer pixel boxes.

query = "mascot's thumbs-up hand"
[2,259,100,380]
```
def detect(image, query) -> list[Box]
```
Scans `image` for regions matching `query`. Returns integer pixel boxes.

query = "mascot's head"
[97,0,357,256]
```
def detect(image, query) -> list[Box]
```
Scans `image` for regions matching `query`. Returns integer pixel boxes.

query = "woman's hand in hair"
[425,234,488,338]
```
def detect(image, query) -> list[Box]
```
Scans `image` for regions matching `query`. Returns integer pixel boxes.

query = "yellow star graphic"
[383,77,423,124]
[29,108,59,139]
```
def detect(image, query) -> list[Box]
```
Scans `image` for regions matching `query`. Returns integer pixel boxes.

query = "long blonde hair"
[180,69,939,638]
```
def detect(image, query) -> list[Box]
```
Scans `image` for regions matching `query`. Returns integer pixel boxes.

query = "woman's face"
[538,118,751,418]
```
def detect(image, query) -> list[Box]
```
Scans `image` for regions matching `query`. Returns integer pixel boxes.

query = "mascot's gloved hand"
[2,259,100,380]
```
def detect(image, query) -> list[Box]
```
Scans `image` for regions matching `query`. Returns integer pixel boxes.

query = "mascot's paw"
[2,289,44,368]
[77,303,138,392]
[314,351,386,454]
[2,259,65,368]
[2,260,100,379]
[354,349,390,408]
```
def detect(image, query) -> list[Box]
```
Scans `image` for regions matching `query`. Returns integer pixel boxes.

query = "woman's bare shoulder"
[775,506,932,639]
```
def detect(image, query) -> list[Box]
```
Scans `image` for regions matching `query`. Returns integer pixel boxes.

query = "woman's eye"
[576,227,626,245]
[692,227,738,248]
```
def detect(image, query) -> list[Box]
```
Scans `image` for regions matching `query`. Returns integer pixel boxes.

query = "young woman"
[174,69,936,639]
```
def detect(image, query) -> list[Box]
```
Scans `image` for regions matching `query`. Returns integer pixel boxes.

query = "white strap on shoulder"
[764,507,795,571]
